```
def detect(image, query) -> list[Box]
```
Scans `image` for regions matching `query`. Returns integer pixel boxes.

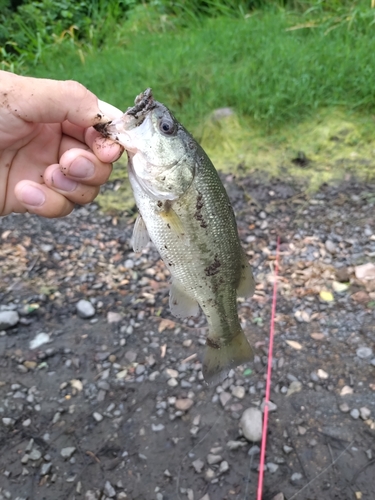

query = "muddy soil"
[0,174,374,500]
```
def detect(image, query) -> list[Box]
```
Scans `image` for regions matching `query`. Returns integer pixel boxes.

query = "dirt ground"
[0,173,374,500]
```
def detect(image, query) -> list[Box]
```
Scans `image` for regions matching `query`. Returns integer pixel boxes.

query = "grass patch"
[27,7,375,130]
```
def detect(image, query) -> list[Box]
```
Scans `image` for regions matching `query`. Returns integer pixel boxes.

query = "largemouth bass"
[95,89,255,383]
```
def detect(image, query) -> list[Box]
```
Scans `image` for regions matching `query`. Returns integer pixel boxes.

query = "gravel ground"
[0,174,374,500]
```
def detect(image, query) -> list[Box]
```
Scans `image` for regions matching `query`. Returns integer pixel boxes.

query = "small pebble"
[107,311,122,323]
[0,310,19,330]
[60,447,76,459]
[240,407,263,442]
[325,240,336,254]
[339,403,350,413]
[175,398,194,411]
[267,462,279,473]
[219,392,231,407]
[261,400,277,412]
[356,347,373,359]
[103,480,116,498]
[232,386,245,399]
[192,458,204,473]
[317,369,329,379]
[219,461,229,474]
[360,407,371,420]
[227,440,247,450]
[205,468,215,481]
[248,445,260,456]
[76,300,95,319]
[291,472,302,483]
[350,409,360,420]
[2,418,15,427]
[151,424,165,432]
[29,332,50,349]
[29,449,42,461]
[40,462,52,475]
[168,378,178,387]
[207,454,222,465]
[286,381,302,396]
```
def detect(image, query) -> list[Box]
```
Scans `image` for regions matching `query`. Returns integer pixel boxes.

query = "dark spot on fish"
[168,262,173,266]
[194,192,207,228]
[195,193,204,211]
[161,176,166,181]
[167,223,171,229]
[164,245,168,249]
[206,337,221,349]
[241,264,245,269]
[189,141,195,149]
[157,201,163,208]
[204,255,221,277]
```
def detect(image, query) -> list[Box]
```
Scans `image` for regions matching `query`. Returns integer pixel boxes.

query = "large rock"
[0,310,19,330]
[240,407,263,442]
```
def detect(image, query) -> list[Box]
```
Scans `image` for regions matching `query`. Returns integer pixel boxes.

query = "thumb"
[3,72,112,128]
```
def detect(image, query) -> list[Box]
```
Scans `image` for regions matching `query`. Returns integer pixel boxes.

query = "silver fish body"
[95,89,255,383]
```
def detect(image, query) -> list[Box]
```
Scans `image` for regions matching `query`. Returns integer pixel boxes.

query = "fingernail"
[67,156,95,179]
[52,170,78,192]
[19,185,46,207]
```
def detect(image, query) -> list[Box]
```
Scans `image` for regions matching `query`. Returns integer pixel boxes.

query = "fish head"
[95,89,196,200]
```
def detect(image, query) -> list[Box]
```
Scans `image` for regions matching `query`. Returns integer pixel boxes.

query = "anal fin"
[169,279,199,319]
[237,250,255,298]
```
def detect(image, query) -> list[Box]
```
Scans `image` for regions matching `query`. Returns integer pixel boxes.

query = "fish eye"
[158,116,176,136]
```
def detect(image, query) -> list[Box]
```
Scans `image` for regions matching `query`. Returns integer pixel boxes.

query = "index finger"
[2,72,119,129]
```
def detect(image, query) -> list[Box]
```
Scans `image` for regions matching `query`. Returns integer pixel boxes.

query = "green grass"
[26,6,375,131]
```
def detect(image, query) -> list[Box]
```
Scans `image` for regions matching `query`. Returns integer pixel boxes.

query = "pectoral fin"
[159,207,186,240]
[132,214,150,252]
[237,251,255,298]
[169,279,199,319]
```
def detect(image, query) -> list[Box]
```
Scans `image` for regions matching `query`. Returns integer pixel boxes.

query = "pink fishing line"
[257,236,280,500]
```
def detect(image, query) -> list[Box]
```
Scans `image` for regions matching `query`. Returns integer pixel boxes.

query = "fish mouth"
[93,88,155,139]
[126,88,155,120]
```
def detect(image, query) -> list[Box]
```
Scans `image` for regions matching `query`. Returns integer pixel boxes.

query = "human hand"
[0,71,124,217]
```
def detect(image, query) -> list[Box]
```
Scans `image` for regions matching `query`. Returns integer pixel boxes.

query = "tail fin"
[202,329,253,385]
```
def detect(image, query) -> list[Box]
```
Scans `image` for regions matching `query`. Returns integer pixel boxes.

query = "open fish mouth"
[94,88,156,137]
[126,88,155,120]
